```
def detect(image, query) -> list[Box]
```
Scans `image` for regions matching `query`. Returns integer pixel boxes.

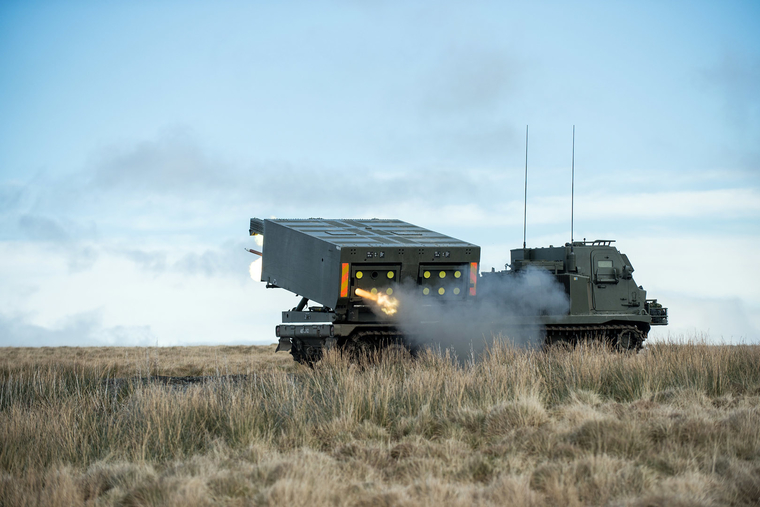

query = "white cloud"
[2,131,758,347]
[88,128,234,193]
[621,234,760,304]
[578,188,760,220]
[0,241,294,346]
[8,129,756,245]
[419,47,521,116]
[367,187,760,233]
[648,296,759,344]
[700,52,760,130]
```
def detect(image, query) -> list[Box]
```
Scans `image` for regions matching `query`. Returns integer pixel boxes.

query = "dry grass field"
[1,339,759,506]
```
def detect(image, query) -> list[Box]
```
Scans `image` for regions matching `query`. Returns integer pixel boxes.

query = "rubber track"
[291,324,646,364]
[545,323,647,350]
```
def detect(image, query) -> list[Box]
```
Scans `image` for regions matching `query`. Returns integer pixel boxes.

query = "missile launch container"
[250,217,481,363]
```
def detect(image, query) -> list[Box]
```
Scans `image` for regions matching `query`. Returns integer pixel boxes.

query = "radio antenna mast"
[523,125,529,249]
[571,125,575,247]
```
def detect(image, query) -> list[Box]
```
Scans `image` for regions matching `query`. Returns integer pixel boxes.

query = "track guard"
[275,337,292,352]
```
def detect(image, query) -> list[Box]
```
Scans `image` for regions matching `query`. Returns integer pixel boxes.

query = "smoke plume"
[385,266,570,362]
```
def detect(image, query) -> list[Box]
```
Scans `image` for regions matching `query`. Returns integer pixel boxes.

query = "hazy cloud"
[16,213,98,243]
[8,130,760,252]
[421,47,521,116]
[650,294,760,344]
[79,131,498,214]
[2,2,757,349]
[15,214,100,272]
[66,245,99,273]
[0,310,157,347]
[105,240,252,278]
[701,52,760,129]
[18,214,71,242]
[13,131,759,247]
[116,249,168,274]
[89,129,233,194]
[0,182,26,214]
[576,188,760,221]
[173,241,252,278]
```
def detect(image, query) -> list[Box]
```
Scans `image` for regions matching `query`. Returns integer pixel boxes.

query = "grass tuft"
[1,340,758,505]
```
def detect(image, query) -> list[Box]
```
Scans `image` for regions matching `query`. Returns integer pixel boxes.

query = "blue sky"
[1,0,759,346]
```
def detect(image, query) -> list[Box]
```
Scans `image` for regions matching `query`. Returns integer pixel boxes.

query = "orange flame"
[354,287,399,316]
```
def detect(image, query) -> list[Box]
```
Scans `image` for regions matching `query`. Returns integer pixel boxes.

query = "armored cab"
[481,240,667,349]
[250,217,480,362]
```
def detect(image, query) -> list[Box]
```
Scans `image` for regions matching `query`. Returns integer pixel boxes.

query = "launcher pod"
[249,218,480,363]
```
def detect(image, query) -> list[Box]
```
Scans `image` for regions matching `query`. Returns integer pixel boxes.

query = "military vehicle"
[480,240,667,350]
[249,217,480,363]
[248,218,667,363]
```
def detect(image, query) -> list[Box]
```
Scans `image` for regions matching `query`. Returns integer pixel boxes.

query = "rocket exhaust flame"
[249,258,262,281]
[354,288,399,316]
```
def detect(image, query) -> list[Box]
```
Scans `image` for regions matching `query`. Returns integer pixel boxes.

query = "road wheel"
[615,328,638,350]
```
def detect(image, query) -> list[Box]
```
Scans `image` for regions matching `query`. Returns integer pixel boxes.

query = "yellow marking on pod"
[340,263,350,297]
[470,262,478,296]
[424,271,431,279]
[386,288,393,295]
[371,288,378,295]
[387,271,394,279]
[453,288,460,295]
[438,287,445,295]
[439,271,446,278]
[423,288,430,295]
[454,271,461,278]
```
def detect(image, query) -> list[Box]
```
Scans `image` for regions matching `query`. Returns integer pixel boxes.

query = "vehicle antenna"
[571,125,575,249]
[523,125,528,249]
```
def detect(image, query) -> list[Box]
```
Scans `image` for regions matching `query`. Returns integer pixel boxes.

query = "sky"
[1,0,759,346]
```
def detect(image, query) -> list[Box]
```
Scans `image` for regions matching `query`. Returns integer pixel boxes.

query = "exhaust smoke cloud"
[248,235,264,281]
[249,258,262,282]
[363,266,570,362]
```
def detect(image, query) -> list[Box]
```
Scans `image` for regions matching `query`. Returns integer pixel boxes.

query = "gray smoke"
[379,266,570,363]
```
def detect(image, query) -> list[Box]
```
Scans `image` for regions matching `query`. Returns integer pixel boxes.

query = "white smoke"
[249,258,262,281]
[248,234,264,281]
[387,266,570,362]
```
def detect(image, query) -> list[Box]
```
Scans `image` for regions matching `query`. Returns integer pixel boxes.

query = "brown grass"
[1,340,759,506]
